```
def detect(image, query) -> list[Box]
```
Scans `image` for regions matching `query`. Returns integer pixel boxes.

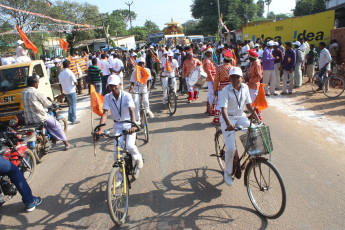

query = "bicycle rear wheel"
[214,128,226,172]
[245,159,286,219]
[168,90,177,116]
[34,133,46,163]
[141,109,149,143]
[107,166,129,226]
[311,73,321,93]
[323,76,345,98]
[58,117,68,134]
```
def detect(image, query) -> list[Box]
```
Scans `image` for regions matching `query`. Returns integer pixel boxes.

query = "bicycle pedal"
[209,154,218,157]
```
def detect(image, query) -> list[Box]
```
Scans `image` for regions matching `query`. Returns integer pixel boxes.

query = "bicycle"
[214,114,286,219]
[93,121,140,226]
[312,67,345,98]
[167,77,177,116]
[132,92,149,143]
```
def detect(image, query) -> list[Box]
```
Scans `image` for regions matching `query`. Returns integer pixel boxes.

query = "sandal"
[65,144,76,151]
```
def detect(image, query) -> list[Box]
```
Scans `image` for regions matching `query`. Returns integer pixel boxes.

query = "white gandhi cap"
[138,57,146,63]
[107,75,121,86]
[168,51,174,57]
[229,67,243,77]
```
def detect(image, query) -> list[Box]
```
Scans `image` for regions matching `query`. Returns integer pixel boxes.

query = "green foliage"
[294,0,326,17]
[104,10,128,37]
[113,9,137,25]
[131,26,150,41]
[182,20,203,36]
[144,20,160,33]
[256,0,265,17]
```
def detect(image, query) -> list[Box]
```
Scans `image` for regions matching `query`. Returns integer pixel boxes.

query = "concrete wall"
[331,27,345,64]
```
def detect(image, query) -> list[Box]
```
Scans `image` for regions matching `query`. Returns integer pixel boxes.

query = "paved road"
[1,84,345,230]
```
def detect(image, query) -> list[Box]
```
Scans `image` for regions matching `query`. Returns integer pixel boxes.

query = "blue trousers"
[0,157,34,205]
[66,92,77,123]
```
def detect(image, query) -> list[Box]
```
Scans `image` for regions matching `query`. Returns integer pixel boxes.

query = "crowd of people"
[0,36,339,212]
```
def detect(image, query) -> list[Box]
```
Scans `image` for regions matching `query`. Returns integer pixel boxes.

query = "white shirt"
[16,46,27,57]
[319,48,332,71]
[58,68,77,94]
[99,59,111,75]
[1,57,16,65]
[130,68,152,93]
[218,83,252,116]
[163,59,179,77]
[110,58,124,72]
[103,91,135,133]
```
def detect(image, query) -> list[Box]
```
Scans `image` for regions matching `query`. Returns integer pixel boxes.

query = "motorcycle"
[20,103,68,164]
[0,125,36,206]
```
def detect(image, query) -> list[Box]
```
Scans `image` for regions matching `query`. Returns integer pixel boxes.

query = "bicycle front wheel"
[107,166,129,226]
[245,159,286,219]
[168,90,177,116]
[214,128,226,172]
[323,76,345,98]
[58,117,68,134]
[141,110,149,143]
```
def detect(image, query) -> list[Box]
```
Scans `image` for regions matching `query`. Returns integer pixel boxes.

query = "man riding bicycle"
[218,67,259,186]
[161,51,179,105]
[129,57,154,125]
[96,75,143,179]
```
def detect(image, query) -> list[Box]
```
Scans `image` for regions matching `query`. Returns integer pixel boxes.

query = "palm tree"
[265,0,272,17]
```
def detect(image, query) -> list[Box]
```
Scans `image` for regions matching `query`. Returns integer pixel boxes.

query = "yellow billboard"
[243,10,335,46]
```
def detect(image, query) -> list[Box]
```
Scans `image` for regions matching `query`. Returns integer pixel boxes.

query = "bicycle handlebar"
[92,121,140,138]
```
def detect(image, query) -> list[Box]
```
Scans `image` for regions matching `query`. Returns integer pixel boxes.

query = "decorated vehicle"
[0,60,54,126]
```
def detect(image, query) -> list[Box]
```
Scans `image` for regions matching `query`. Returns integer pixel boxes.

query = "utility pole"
[100,14,109,50]
[125,1,133,33]
[217,0,222,42]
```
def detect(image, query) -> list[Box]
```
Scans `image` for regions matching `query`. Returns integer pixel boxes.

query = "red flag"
[136,65,150,84]
[252,83,268,111]
[90,85,104,116]
[16,25,38,55]
[59,38,69,53]
[152,52,160,63]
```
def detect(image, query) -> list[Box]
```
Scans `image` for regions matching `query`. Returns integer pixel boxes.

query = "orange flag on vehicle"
[90,85,104,116]
[165,58,173,72]
[16,25,38,55]
[59,38,69,53]
[136,65,150,84]
[252,83,268,111]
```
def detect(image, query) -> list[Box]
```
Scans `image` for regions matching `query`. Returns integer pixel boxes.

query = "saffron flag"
[16,25,38,55]
[252,83,268,111]
[59,38,69,52]
[165,58,173,72]
[129,57,135,66]
[152,52,160,63]
[90,84,104,116]
[136,65,150,85]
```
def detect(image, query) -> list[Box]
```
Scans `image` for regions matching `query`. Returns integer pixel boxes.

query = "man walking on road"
[281,42,296,95]
[59,60,80,125]
[87,58,103,94]
[273,42,283,90]
[99,54,111,95]
[293,41,304,88]
[182,47,202,103]
[203,46,216,115]
[262,41,278,96]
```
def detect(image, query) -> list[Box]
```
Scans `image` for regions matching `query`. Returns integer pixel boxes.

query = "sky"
[71,0,297,29]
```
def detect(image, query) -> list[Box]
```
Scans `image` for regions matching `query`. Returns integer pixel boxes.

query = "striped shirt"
[88,65,103,83]
[22,87,52,124]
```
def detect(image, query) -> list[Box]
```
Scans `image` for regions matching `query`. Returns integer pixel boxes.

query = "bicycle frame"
[113,135,128,195]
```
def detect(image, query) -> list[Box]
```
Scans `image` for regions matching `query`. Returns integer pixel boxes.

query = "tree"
[294,0,326,17]
[265,0,272,17]
[104,10,128,37]
[48,1,103,51]
[144,20,160,33]
[113,9,137,25]
[131,26,149,41]
[256,0,265,17]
